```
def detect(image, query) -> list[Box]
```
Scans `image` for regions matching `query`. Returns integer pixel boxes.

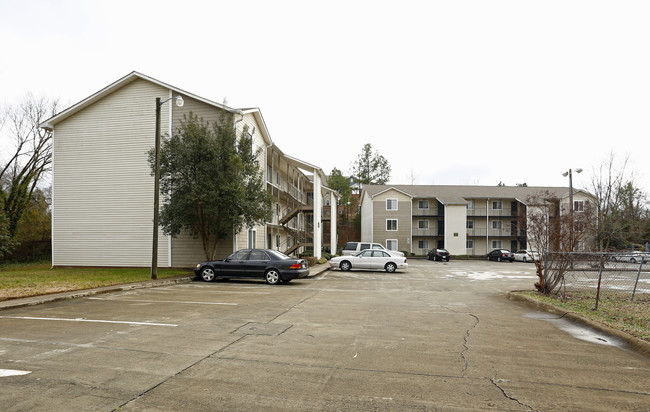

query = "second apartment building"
[360,185,594,256]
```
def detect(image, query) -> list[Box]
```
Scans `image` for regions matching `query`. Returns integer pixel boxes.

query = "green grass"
[0,261,193,301]
[515,291,650,343]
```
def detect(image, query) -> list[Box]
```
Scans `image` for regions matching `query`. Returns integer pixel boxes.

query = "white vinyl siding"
[52,79,171,266]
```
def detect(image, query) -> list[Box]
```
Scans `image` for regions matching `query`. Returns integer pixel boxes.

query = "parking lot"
[1,260,649,411]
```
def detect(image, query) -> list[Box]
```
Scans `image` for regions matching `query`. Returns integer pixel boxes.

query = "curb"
[506,291,650,358]
[0,276,193,311]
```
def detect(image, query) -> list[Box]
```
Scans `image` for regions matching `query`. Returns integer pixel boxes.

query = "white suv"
[341,242,404,257]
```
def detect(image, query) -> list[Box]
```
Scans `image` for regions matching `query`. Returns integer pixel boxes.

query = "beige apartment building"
[41,72,336,267]
[360,185,594,256]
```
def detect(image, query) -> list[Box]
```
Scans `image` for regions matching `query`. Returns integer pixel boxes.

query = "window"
[386,239,398,250]
[418,220,429,229]
[575,221,584,232]
[418,240,429,249]
[418,200,429,209]
[467,199,475,210]
[466,220,474,229]
[386,219,398,231]
[386,198,398,211]
[276,234,281,248]
[247,228,257,249]
[492,220,502,229]
[574,200,584,212]
[466,240,474,248]
[491,240,502,249]
[492,201,503,210]
[249,250,269,261]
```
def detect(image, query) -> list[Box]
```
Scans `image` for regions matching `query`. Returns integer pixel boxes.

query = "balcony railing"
[466,208,519,217]
[412,228,440,236]
[466,228,518,237]
[413,208,442,217]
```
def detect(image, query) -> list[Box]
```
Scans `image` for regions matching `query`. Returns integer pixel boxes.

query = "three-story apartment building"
[41,72,336,267]
[361,185,594,256]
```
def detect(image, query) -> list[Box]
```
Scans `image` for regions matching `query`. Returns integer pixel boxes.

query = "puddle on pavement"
[524,312,626,349]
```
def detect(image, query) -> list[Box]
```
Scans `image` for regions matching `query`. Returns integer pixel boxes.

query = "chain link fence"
[544,252,650,310]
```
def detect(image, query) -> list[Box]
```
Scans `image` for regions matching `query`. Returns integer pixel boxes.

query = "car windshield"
[266,249,292,260]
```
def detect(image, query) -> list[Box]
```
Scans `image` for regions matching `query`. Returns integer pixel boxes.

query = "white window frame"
[466,239,474,248]
[386,219,398,231]
[491,240,502,249]
[418,200,429,209]
[467,199,475,210]
[386,239,398,251]
[492,220,502,229]
[386,198,398,211]
[574,200,585,212]
[418,240,429,249]
[418,220,429,229]
[466,220,474,229]
[492,201,503,210]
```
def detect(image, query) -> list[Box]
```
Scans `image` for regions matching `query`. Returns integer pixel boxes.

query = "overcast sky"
[1,0,649,194]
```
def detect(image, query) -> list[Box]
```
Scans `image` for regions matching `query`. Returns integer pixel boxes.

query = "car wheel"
[340,261,351,271]
[385,262,397,273]
[497,256,502,262]
[446,258,450,262]
[487,256,491,261]
[522,257,527,263]
[631,258,637,263]
[200,267,215,282]
[265,269,281,285]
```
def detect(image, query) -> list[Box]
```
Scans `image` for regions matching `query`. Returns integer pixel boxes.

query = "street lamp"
[151,95,184,279]
[562,167,582,251]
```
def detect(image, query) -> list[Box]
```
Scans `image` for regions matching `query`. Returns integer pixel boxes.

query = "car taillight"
[289,263,302,269]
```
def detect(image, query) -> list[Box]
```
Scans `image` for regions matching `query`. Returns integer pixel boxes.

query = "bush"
[318,257,327,264]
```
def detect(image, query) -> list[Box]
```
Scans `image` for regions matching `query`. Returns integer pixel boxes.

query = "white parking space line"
[0,316,177,327]
[87,298,238,305]
[0,369,31,377]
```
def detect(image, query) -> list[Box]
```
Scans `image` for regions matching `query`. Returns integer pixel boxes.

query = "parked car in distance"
[194,249,310,285]
[611,251,647,264]
[330,249,408,273]
[341,242,404,257]
[513,249,540,263]
[427,248,450,261]
[487,249,515,262]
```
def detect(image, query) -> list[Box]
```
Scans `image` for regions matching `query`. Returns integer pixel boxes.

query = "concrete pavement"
[0,260,648,411]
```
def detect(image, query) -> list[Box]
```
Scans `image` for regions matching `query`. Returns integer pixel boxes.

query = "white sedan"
[513,249,540,263]
[330,249,408,273]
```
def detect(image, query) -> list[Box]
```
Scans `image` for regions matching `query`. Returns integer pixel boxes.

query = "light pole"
[562,167,582,251]
[151,95,184,279]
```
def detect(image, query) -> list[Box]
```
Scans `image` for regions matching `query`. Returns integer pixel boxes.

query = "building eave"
[40,71,240,130]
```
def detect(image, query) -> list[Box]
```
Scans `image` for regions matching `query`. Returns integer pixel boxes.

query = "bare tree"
[0,94,59,236]
[590,152,647,250]
[522,191,596,293]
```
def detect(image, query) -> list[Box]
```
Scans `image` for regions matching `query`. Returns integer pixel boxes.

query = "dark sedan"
[194,249,310,285]
[427,248,450,261]
[486,249,515,262]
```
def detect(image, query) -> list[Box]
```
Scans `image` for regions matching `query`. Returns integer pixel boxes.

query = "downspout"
[486,198,490,254]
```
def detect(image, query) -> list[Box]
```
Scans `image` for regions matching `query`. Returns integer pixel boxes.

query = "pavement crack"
[490,374,536,411]
[268,290,321,322]
[460,313,479,377]
[112,335,248,411]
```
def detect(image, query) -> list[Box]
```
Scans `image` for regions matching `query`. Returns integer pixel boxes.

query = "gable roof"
[362,184,594,204]
[39,72,274,150]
